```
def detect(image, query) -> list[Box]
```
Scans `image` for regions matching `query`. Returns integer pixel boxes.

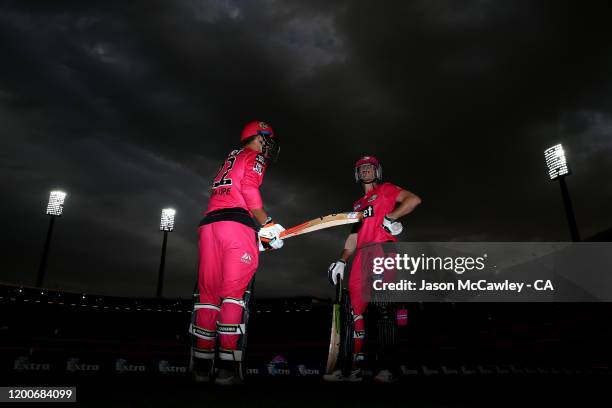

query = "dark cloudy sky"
[1,1,611,299]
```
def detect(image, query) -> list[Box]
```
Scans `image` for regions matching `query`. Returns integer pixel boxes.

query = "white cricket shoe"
[373,369,398,383]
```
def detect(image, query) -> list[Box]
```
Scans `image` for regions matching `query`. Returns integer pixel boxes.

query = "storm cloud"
[1,0,611,298]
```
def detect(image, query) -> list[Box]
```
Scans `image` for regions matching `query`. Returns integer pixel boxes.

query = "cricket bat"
[326,276,343,374]
[279,211,364,240]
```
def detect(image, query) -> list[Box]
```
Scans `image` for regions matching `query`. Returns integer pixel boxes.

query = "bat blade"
[326,277,344,374]
[326,302,342,374]
[280,212,362,239]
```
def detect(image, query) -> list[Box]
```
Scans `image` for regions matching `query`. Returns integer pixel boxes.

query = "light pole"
[157,208,175,298]
[37,190,67,287]
[544,144,580,242]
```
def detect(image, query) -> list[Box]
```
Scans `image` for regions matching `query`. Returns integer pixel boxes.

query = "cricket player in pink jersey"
[324,156,421,383]
[190,121,285,385]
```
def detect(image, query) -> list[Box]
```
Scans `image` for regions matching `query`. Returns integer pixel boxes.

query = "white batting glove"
[258,222,285,251]
[327,260,346,286]
[382,215,403,236]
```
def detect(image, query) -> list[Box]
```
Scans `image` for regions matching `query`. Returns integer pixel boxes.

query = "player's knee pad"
[216,321,246,336]
[217,296,251,361]
[218,347,244,362]
[190,303,221,341]
[351,310,365,339]
[219,297,247,329]
[190,298,221,361]
[221,297,247,310]
[193,348,215,360]
[351,310,365,366]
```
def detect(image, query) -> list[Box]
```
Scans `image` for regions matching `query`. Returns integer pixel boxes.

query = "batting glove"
[328,260,346,286]
[258,221,285,251]
[382,215,403,236]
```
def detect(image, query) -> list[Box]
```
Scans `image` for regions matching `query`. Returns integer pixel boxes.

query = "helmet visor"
[262,135,280,162]
[357,164,377,183]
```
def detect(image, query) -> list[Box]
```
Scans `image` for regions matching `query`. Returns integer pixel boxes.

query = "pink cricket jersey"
[206,147,266,215]
[352,182,402,247]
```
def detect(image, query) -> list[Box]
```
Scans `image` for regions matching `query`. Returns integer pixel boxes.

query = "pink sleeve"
[385,183,402,203]
[242,152,266,209]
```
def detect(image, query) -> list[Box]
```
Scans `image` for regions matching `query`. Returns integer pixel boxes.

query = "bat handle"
[334,275,342,303]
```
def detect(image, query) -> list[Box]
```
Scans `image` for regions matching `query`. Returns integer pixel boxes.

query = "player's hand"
[327,260,346,285]
[258,222,285,251]
[382,215,403,236]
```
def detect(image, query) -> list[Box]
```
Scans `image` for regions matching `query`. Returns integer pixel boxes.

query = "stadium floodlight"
[544,144,570,180]
[160,208,176,232]
[37,190,68,287]
[543,144,580,242]
[157,208,176,297]
[46,190,67,216]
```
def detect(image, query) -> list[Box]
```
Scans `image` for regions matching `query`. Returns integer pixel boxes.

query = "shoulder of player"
[377,182,404,201]
[242,148,267,165]
[228,147,245,157]
[232,148,265,166]
[380,182,402,192]
[241,148,267,178]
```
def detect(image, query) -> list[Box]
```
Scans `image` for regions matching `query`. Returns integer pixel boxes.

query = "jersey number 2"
[212,156,236,188]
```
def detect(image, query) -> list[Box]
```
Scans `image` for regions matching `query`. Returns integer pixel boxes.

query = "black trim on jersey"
[199,207,258,230]
[351,222,362,234]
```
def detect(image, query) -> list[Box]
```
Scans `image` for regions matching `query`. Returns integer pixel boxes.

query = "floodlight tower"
[157,208,176,298]
[37,190,67,287]
[544,144,580,242]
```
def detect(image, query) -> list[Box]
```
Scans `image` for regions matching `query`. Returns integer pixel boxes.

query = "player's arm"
[328,232,357,285]
[382,188,421,236]
[340,232,358,262]
[242,154,265,216]
[387,189,422,220]
[251,207,270,226]
[242,153,285,250]
[242,153,272,225]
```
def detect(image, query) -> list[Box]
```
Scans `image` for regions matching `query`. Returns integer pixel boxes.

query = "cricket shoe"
[322,369,363,382]
[373,369,398,383]
[214,362,244,386]
[192,357,215,383]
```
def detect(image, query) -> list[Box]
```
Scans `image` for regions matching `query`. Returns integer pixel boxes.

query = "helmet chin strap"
[359,177,376,185]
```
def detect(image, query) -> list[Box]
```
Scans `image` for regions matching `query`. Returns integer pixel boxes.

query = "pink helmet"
[240,121,280,161]
[240,121,274,141]
[354,156,382,183]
